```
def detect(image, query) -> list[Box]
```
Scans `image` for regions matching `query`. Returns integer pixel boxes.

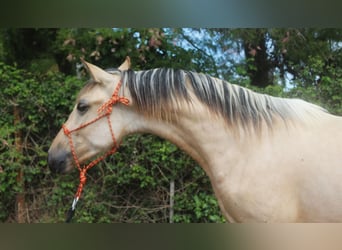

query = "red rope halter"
[63,80,129,222]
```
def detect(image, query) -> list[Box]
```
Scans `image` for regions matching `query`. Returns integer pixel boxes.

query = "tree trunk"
[14,105,25,223]
[243,30,273,87]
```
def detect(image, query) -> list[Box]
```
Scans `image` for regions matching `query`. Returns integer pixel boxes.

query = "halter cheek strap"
[63,80,129,222]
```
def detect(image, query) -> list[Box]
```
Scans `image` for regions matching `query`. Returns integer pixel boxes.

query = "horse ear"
[81,59,114,84]
[118,56,131,71]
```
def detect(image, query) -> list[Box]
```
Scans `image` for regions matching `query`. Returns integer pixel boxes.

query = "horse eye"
[77,102,89,113]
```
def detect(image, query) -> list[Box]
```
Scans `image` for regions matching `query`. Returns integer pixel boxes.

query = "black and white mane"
[119,68,326,131]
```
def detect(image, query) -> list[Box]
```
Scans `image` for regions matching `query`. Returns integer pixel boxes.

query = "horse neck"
[128,100,249,175]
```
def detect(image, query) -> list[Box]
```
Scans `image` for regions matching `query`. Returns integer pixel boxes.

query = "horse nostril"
[48,150,68,174]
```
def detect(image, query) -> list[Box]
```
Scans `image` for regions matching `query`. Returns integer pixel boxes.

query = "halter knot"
[75,169,87,198]
[97,81,130,115]
[62,124,70,135]
[97,95,129,115]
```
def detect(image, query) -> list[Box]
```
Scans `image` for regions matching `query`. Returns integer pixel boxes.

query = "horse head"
[48,57,134,173]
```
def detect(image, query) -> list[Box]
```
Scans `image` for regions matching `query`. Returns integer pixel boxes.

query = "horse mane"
[121,68,327,132]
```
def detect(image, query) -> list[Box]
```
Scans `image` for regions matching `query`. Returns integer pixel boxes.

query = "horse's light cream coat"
[48,58,342,222]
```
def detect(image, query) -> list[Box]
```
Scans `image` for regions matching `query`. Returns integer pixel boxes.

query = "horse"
[48,57,342,222]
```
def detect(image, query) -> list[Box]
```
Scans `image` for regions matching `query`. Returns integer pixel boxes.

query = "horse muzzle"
[48,149,70,174]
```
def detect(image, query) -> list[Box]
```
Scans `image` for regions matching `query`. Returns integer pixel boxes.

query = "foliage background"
[0,28,341,223]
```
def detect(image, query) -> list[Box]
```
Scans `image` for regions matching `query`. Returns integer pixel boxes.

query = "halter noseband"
[63,80,129,222]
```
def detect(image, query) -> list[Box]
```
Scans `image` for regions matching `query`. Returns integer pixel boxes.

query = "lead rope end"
[65,197,79,223]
